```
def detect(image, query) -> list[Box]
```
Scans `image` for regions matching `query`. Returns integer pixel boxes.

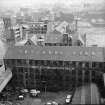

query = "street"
[72,83,100,104]
[8,91,73,105]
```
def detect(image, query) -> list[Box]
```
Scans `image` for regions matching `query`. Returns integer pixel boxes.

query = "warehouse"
[4,46,105,91]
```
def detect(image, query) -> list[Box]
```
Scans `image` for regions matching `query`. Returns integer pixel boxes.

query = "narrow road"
[72,83,100,104]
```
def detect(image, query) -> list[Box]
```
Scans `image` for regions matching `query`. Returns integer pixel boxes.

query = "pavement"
[71,87,82,104]
[91,83,100,104]
[72,83,100,104]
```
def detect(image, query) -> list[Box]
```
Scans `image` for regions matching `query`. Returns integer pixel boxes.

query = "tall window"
[78,62,82,68]
[11,59,16,66]
[99,62,103,69]
[29,60,34,66]
[17,59,22,65]
[92,62,96,68]
[64,61,70,67]
[18,67,23,73]
[85,62,89,68]
[22,59,27,65]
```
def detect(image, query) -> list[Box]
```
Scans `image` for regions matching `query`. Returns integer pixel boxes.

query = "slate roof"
[15,38,36,46]
[4,46,104,62]
[55,21,69,33]
[15,40,27,46]
[30,35,37,45]
[45,30,62,43]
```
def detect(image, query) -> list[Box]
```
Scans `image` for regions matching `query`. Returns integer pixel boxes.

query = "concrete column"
[75,62,78,87]
[75,69,78,88]
[89,71,92,83]
[63,75,66,90]
[81,70,85,104]
[103,73,105,86]
[82,70,85,86]
[23,70,26,88]
[34,68,36,89]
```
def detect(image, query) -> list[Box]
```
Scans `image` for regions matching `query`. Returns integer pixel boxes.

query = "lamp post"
[42,81,47,102]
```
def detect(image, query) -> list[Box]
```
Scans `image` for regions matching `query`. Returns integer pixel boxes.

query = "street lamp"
[42,81,47,101]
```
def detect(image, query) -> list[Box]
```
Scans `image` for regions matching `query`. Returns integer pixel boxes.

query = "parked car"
[45,102,52,105]
[45,101,58,105]
[65,95,72,104]
[52,101,58,105]
[20,89,28,93]
[30,89,40,97]
[17,94,24,100]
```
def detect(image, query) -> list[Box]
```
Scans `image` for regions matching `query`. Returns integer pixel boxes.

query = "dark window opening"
[35,60,41,66]
[92,71,96,77]
[17,59,22,65]
[78,70,82,75]
[30,68,34,74]
[18,74,23,80]
[41,69,46,76]
[40,60,45,66]
[29,60,34,66]
[6,60,10,66]
[72,70,76,76]
[85,62,89,68]
[92,62,96,68]
[72,62,76,67]
[35,68,40,74]
[78,62,82,68]
[22,59,27,65]
[11,59,16,66]
[99,63,103,68]
[52,61,58,67]
[26,80,28,86]
[64,61,69,67]
[25,73,28,79]
[85,70,89,76]
[24,68,28,73]
[18,67,23,73]
[58,61,63,67]
[35,73,40,79]
[30,74,34,79]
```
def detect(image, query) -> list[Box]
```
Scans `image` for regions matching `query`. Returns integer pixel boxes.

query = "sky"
[0,0,105,9]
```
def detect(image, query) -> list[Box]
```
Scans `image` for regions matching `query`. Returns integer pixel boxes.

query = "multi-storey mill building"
[3,19,105,93]
[4,46,105,91]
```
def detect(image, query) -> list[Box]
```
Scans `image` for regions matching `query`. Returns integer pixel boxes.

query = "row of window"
[15,75,97,84]
[5,59,105,69]
[29,30,47,34]
[13,67,100,80]
[13,70,101,89]
[30,25,47,28]
[45,43,72,46]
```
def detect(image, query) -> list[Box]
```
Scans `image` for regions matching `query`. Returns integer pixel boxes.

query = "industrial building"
[4,46,105,91]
